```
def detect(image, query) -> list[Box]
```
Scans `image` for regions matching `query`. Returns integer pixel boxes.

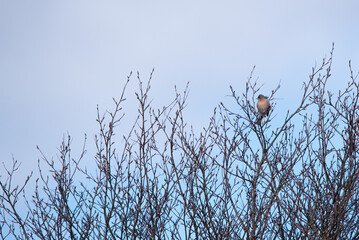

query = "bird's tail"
[256,115,263,125]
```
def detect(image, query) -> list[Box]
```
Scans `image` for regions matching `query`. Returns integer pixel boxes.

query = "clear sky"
[1,1,359,179]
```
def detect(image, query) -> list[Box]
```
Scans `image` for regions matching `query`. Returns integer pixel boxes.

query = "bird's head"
[258,94,268,100]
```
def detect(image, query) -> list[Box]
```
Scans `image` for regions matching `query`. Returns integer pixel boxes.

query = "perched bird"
[257,94,271,124]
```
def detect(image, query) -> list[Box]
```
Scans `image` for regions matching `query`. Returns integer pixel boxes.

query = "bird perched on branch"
[257,94,271,124]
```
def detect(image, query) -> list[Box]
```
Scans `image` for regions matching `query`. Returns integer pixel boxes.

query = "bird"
[257,94,271,124]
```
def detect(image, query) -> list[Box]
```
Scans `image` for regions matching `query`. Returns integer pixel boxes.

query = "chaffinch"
[257,94,271,124]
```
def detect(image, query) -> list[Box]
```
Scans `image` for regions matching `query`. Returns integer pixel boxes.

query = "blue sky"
[1,1,359,180]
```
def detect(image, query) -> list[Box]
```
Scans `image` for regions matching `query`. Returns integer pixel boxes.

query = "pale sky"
[1,1,359,179]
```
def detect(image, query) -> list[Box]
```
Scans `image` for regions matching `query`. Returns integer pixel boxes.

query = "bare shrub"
[1,45,359,239]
